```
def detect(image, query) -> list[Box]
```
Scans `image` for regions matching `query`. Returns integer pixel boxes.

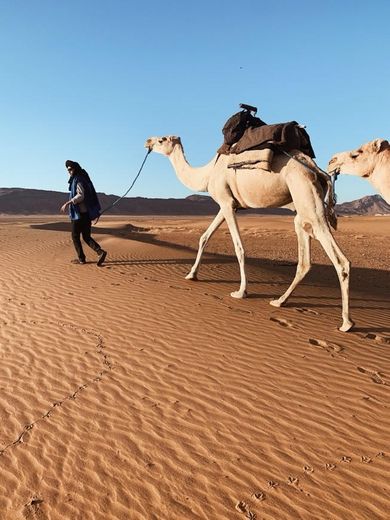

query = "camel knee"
[199,234,208,248]
[301,221,314,238]
[339,259,350,281]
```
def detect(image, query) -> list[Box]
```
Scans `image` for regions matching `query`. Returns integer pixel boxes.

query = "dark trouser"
[71,213,103,261]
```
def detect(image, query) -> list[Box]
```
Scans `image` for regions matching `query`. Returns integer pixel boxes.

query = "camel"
[328,139,390,204]
[145,136,354,332]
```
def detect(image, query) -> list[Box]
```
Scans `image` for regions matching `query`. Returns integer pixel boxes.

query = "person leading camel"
[60,160,107,266]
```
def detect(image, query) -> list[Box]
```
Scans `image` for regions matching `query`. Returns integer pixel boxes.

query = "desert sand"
[0,214,389,520]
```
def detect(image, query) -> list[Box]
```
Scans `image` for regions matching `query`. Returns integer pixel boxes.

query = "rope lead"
[97,149,151,220]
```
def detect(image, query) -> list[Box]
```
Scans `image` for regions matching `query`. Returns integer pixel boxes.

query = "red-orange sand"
[1,214,389,519]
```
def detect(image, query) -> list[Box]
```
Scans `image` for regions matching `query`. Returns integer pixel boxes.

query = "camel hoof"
[338,320,355,333]
[270,299,283,308]
[185,272,198,281]
[230,290,247,299]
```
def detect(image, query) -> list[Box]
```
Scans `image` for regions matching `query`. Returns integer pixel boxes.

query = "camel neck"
[371,156,390,204]
[168,145,213,193]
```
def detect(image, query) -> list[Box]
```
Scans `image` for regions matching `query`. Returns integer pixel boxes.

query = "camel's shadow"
[31,221,390,303]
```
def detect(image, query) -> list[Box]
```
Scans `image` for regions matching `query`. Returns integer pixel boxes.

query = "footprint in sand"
[270,317,294,328]
[308,338,344,353]
[235,501,247,513]
[251,491,266,501]
[23,497,44,519]
[357,367,388,385]
[363,333,390,345]
[169,285,191,291]
[235,502,257,519]
[227,306,253,315]
[204,293,222,300]
[295,307,319,316]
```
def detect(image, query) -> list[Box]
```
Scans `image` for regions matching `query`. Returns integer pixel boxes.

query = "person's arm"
[60,182,85,213]
[70,182,85,204]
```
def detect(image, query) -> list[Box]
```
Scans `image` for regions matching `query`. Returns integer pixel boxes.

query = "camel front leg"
[222,206,247,298]
[185,209,225,280]
[270,215,312,307]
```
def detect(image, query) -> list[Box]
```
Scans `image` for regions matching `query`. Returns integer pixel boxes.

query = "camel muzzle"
[327,157,340,175]
[144,139,154,151]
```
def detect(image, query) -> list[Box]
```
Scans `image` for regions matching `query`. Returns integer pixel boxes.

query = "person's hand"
[60,202,70,213]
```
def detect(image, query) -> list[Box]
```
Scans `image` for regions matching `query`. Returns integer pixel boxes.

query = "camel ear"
[168,135,180,144]
[373,138,390,153]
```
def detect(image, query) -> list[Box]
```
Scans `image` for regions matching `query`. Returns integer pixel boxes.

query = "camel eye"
[350,150,362,159]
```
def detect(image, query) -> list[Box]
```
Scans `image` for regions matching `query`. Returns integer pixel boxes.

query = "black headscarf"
[66,160,92,187]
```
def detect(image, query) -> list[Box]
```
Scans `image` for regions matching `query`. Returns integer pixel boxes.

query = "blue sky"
[0,0,389,202]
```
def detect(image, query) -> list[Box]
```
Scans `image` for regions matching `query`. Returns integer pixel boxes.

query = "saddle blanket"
[219,121,315,158]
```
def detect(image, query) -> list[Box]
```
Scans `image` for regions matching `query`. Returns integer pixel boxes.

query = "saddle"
[218,107,316,171]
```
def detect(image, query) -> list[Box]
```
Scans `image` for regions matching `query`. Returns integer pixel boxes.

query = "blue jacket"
[69,174,101,221]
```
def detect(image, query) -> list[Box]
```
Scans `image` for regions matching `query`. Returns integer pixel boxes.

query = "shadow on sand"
[31,221,390,310]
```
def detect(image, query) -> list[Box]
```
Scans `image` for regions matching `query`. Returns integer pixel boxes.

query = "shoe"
[97,250,107,267]
[71,259,86,265]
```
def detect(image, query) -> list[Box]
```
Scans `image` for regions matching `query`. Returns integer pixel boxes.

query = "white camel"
[146,136,354,332]
[328,138,390,204]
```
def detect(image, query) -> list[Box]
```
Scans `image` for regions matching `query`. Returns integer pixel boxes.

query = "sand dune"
[0,214,389,519]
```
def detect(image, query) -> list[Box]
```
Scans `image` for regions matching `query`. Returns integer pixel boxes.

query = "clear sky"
[0,0,389,202]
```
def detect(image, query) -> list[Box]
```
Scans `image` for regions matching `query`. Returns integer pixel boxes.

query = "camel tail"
[298,153,338,231]
[286,151,338,230]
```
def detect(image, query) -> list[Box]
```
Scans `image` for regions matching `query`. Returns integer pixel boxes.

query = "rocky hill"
[1,188,389,216]
[0,188,291,216]
[335,194,390,215]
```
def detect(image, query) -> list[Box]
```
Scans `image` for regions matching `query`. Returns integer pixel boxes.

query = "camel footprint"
[227,305,253,315]
[295,307,319,316]
[204,292,222,300]
[308,338,344,353]
[362,333,390,345]
[357,366,389,385]
[270,317,294,328]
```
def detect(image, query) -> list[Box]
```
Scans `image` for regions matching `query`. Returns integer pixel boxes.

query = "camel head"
[145,136,182,156]
[328,139,390,179]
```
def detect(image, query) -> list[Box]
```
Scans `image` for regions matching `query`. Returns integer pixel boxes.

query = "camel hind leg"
[185,209,225,280]
[312,222,354,331]
[270,215,312,307]
[287,174,353,332]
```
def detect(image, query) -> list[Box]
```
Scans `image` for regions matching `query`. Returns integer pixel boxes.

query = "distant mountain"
[336,194,390,215]
[0,188,291,216]
[1,188,389,216]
